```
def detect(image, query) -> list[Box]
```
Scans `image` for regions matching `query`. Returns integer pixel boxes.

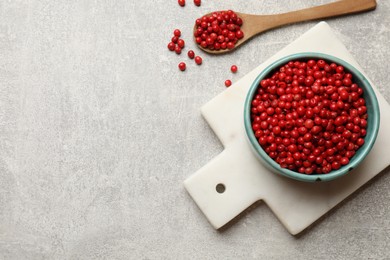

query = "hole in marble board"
[216,183,226,193]
[348,167,353,172]
[316,178,322,182]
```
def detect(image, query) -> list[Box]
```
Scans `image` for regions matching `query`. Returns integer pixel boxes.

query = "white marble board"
[184,22,390,235]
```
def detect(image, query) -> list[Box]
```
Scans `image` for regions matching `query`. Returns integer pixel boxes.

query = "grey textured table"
[1,1,389,259]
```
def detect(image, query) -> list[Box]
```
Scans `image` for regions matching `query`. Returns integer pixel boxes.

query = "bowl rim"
[244,52,380,182]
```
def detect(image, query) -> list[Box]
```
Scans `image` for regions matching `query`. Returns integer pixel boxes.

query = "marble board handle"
[184,142,264,229]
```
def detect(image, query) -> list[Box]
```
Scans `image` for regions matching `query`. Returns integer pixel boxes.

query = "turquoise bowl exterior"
[244,52,380,182]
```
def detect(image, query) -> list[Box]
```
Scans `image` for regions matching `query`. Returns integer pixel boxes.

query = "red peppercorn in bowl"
[244,53,380,182]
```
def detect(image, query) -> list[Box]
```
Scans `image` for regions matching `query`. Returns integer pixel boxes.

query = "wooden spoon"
[195,0,376,54]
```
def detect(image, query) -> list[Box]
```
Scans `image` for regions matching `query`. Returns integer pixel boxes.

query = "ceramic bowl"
[244,52,380,182]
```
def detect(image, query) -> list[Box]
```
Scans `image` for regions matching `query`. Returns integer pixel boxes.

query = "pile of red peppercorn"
[250,59,368,175]
[194,10,244,51]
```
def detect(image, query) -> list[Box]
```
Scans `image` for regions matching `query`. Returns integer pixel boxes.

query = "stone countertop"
[0,1,389,259]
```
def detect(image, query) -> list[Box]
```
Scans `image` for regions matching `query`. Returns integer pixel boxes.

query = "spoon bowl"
[195,0,376,54]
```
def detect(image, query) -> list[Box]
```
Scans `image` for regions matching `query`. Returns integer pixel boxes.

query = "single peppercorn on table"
[184,22,390,235]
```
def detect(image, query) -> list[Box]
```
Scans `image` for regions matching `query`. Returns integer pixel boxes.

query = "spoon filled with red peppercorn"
[194,0,376,54]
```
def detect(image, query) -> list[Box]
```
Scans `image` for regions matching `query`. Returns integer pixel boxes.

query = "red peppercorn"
[173,29,181,37]
[336,65,344,73]
[231,65,238,73]
[194,56,202,65]
[178,62,186,71]
[206,37,214,46]
[249,59,368,175]
[194,10,243,51]
[177,39,185,48]
[227,42,235,49]
[167,42,175,51]
[171,36,179,43]
[356,138,365,146]
[194,0,201,6]
[236,30,244,39]
[187,50,195,59]
[225,80,232,87]
[174,46,182,54]
[178,0,185,6]
[331,161,341,170]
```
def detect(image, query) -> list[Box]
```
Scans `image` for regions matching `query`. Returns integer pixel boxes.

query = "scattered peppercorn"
[175,46,182,54]
[194,56,202,65]
[231,65,238,73]
[178,0,185,7]
[194,0,201,6]
[177,39,185,48]
[225,80,232,87]
[173,29,181,37]
[167,42,175,51]
[171,36,179,43]
[178,62,186,71]
[187,50,195,59]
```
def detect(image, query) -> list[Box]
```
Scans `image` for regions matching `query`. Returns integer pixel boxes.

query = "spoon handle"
[255,0,376,32]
